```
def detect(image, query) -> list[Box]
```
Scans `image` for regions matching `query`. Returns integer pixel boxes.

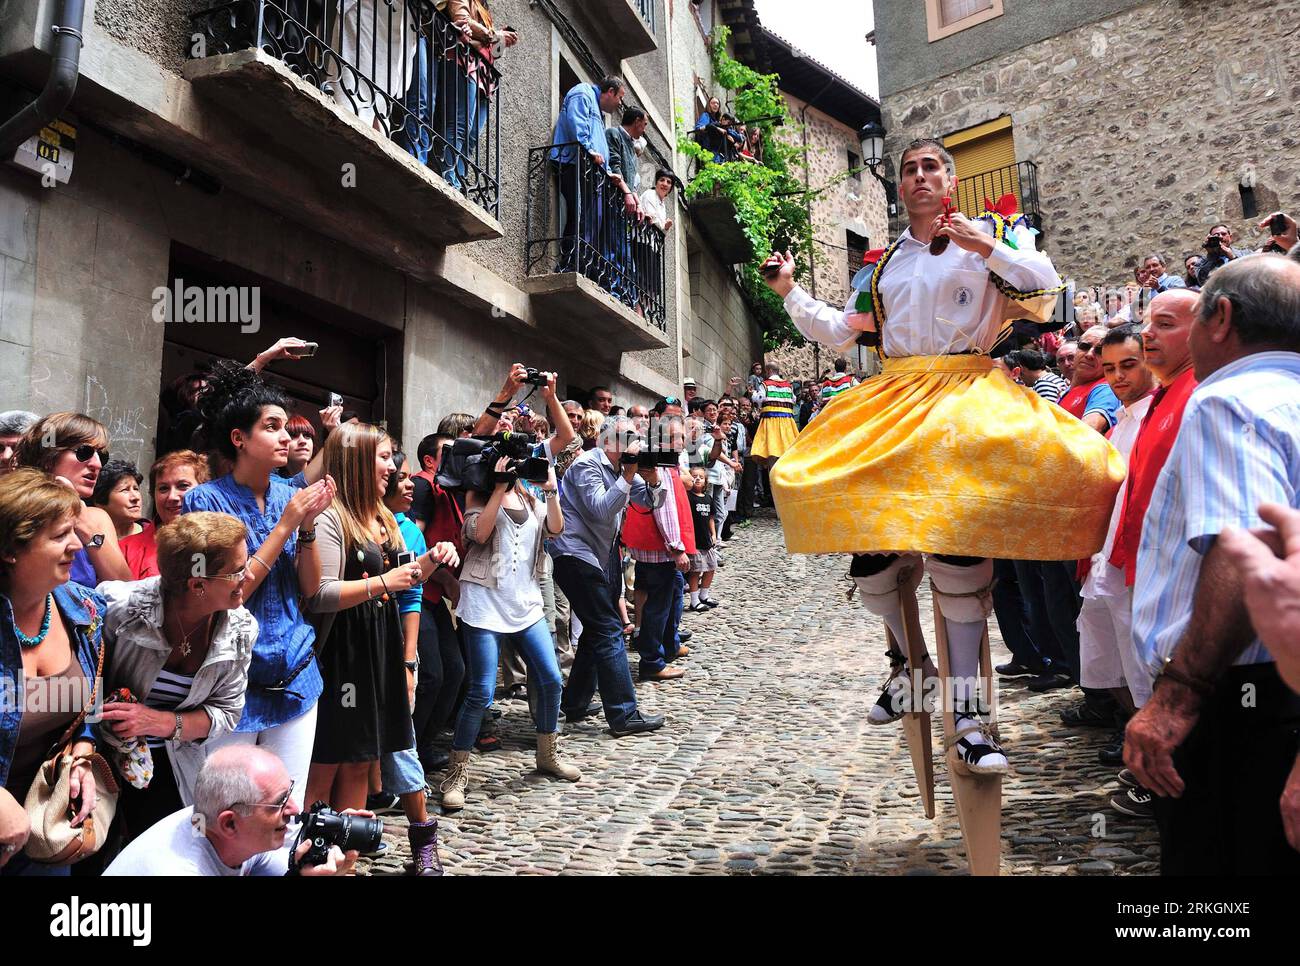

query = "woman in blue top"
[1,469,107,876]
[180,361,335,797]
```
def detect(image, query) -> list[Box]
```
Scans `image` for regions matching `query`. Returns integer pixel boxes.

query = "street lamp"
[859,121,898,218]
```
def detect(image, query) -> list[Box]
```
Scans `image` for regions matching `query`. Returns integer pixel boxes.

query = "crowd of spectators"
[0,344,748,877]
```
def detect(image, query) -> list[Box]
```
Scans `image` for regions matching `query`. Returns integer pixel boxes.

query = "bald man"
[106,746,364,875]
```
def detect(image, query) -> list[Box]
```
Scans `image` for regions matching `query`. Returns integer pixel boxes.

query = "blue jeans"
[554,552,639,728]
[395,35,434,164]
[1012,559,1081,680]
[437,77,488,189]
[634,561,679,673]
[452,618,562,750]
[991,559,1048,671]
[380,746,426,797]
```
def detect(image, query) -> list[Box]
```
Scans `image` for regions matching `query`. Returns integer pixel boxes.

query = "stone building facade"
[0,0,768,473]
[873,0,1300,288]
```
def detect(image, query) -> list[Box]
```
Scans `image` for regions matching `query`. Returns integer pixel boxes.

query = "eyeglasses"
[73,444,110,464]
[234,779,294,814]
[1079,343,1104,355]
[204,566,248,583]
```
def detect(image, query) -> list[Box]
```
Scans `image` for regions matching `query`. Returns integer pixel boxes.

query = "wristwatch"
[86,533,105,549]
[172,712,184,741]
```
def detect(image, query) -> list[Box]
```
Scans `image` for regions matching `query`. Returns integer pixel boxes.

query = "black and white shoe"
[365,792,403,816]
[1109,786,1154,819]
[951,707,1008,775]
[868,648,910,725]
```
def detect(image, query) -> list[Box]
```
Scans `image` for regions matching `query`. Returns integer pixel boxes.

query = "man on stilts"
[762,139,1125,872]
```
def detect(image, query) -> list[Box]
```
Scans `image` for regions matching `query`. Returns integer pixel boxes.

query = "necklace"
[170,609,213,658]
[13,594,54,648]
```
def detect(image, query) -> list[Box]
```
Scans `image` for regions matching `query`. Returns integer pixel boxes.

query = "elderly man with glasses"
[106,746,365,875]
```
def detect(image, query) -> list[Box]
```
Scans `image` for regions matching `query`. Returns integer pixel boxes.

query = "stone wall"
[879,0,1300,287]
[683,238,763,399]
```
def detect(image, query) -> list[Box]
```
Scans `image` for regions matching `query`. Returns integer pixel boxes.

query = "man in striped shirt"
[1126,255,1300,874]
[1008,348,1069,404]
[819,358,856,407]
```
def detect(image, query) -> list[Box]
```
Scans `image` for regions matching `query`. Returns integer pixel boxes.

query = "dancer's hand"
[845,310,876,333]
[761,251,796,298]
[930,212,994,258]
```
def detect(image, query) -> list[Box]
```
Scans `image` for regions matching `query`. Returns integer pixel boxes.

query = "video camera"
[436,431,549,493]
[289,801,384,871]
[619,434,682,469]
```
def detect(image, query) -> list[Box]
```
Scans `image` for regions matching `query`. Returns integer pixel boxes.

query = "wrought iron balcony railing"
[526,142,667,331]
[635,0,655,33]
[190,0,500,217]
[951,160,1043,233]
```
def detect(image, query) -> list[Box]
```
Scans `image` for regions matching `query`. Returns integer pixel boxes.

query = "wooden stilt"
[886,583,934,819]
[931,590,1002,877]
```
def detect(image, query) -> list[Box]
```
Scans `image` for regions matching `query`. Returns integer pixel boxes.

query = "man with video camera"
[1194,223,1252,286]
[551,416,669,736]
[106,746,371,876]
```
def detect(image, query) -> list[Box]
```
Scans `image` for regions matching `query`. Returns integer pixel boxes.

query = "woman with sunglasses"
[119,450,211,581]
[304,424,458,812]
[98,511,256,841]
[15,412,132,585]
[180,361,335,798]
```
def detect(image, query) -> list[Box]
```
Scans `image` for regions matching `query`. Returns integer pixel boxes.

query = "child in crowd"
[687,468,718,611]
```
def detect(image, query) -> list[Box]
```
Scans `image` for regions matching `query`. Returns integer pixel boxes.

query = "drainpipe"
[0,0,85,157]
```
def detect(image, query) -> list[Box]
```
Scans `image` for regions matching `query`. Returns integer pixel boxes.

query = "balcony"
[523,143,670,356]
[578,0,658,58]
[684,127,756,265]
[950,161,1045,243]
[186,0,502,245]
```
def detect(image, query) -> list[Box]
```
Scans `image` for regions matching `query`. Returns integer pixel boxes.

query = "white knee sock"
[690,590,699,607]
[944,618,987,711]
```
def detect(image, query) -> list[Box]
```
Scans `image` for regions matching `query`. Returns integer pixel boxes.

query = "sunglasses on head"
[73,444,110,464]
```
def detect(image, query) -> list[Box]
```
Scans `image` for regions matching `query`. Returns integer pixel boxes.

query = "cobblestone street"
[372,511,1159,876]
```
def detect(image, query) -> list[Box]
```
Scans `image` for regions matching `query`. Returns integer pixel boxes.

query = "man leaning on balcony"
[549,77,629,280]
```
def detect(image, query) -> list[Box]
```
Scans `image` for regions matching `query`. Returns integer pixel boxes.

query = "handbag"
[23,629,120,864]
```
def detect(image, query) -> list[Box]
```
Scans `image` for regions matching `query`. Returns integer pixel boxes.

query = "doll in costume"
[762,139,1125,780]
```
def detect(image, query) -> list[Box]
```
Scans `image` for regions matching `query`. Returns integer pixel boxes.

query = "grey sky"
[753,0,878,99]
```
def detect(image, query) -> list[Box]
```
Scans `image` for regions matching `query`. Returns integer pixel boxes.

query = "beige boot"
[536,732,581,781]
[439,749,470,810]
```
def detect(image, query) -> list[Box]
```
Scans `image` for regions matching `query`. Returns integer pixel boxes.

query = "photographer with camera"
[550,417,668,737]
[1195,223,1251,286]
[624,413,694,682]
[106,746,370,875]
[475,365,576,460]
[439,453,578,811]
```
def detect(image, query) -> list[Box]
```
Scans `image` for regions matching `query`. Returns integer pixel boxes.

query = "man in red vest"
[624,411,696,680]
[1105,289,1199,819]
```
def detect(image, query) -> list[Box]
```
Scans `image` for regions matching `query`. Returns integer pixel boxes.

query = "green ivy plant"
[676,24,818,349]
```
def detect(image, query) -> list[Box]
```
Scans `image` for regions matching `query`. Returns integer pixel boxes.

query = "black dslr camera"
[437,431,549,493]
[523,367,549,387]
[290,801,384,871]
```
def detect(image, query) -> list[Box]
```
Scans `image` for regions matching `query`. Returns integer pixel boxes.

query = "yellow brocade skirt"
[769,355,1126,559]
[751,413,799,460]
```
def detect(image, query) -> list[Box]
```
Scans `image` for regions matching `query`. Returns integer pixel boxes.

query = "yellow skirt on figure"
[751,414,799,461]
[769,354,1125,560]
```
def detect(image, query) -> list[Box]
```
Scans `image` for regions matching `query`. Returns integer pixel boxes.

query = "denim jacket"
[0,582,106,788]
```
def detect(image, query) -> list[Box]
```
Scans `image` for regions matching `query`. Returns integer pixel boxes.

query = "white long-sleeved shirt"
[782,219,1060,358]
[1081,393,1152,601]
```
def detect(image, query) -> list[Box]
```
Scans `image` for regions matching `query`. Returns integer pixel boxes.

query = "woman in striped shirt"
[98,512,257,841]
